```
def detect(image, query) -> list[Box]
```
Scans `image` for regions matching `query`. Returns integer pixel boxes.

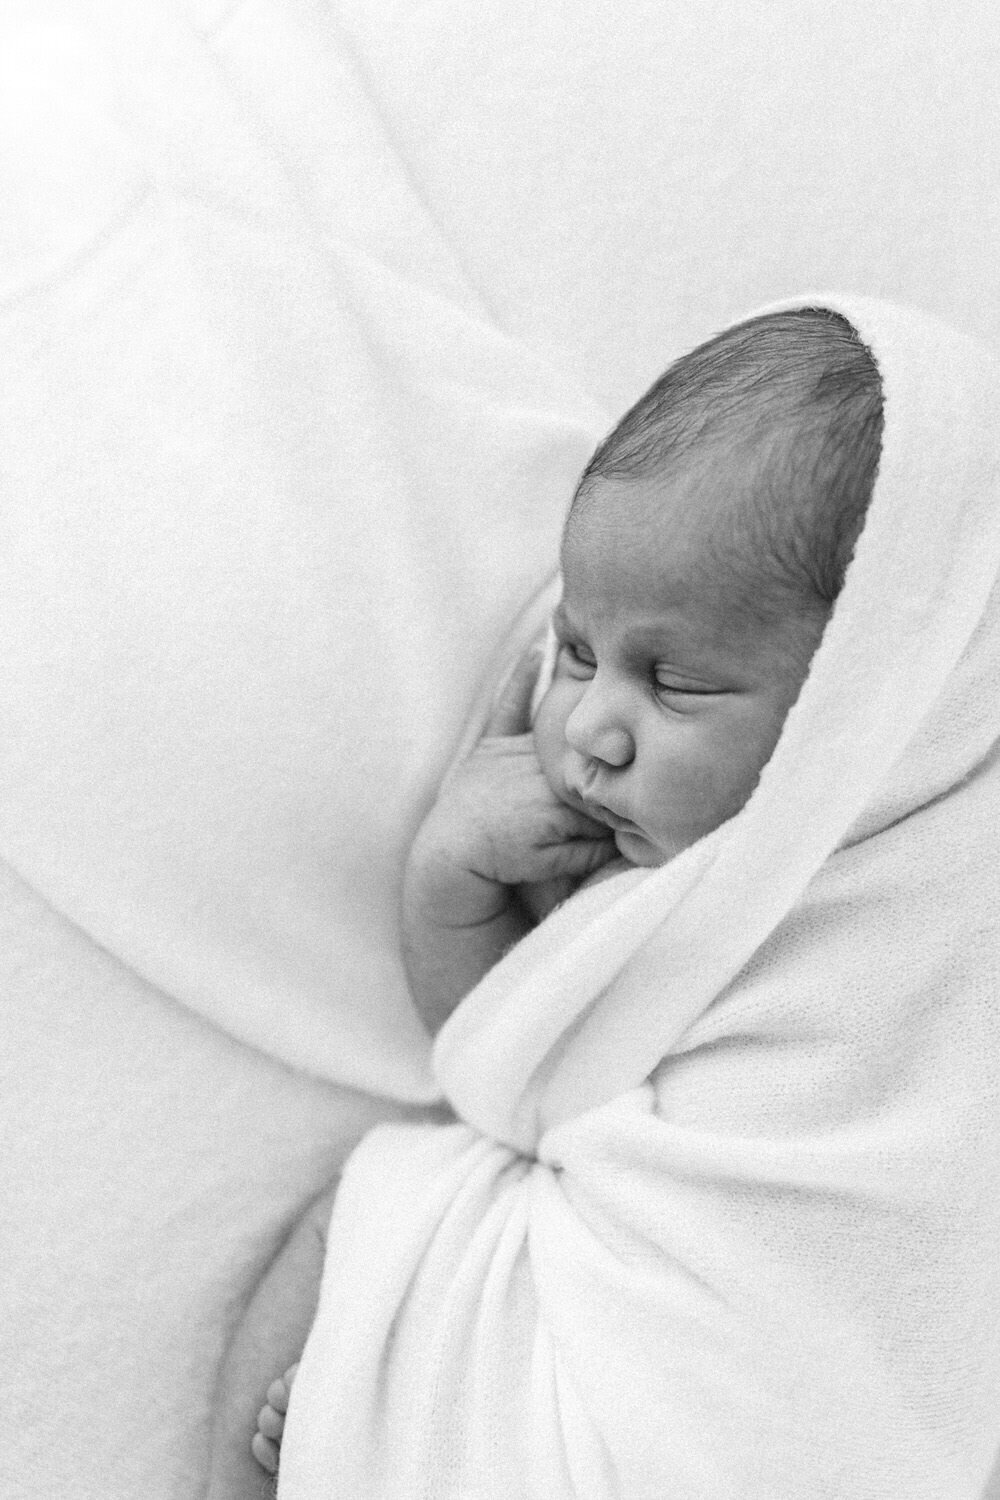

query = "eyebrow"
[552,602,726,678]
[555,601,678,649]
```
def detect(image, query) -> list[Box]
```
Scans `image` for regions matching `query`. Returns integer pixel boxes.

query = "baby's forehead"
[559,492,739,630]
[564,441,761,562]
[561,450,823,640]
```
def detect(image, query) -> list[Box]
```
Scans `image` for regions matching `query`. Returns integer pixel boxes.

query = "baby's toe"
[257,1403,286,1441]
[266,1363,299,1414]
[265,1378,287,1413]
[251,1431,280,1475]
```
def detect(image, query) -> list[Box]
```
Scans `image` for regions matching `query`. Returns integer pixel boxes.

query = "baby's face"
[533,462,826,868]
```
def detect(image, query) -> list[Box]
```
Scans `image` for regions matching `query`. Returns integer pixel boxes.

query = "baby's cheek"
[644,749,738,842]
[532,692,567,792]
[693,749,766,830]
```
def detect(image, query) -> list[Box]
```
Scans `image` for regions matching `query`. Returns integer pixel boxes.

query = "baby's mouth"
[571,793,640,837]
[598,808,644,838]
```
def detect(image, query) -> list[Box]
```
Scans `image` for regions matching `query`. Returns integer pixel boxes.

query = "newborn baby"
[227,304,884,1490]
[402,304,882,1035]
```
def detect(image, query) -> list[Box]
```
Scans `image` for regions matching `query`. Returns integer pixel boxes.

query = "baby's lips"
[573,792,641,837]
[593,806,638,834]
[559,787,619,833]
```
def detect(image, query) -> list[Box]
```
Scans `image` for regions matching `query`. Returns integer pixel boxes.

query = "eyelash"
[560,641,595,671]
[559,641,698,700]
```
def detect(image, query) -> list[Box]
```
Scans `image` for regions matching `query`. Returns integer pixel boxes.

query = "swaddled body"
[242,299,1000,1500]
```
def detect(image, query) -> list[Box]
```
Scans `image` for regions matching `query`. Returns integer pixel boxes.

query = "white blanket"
[6,4,1000,1497]
[0,5,604,1494]
[281,297,1000,1499]
[0,0,603,1103]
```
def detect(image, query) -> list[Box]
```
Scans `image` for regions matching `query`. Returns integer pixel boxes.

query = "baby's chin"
[612,821,720,868]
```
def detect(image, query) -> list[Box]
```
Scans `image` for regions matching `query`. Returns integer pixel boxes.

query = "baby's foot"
[251,1364,299,1478]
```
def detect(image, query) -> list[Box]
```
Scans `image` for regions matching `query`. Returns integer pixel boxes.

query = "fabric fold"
[283,297,1000,1498]
[0,0,605,1099]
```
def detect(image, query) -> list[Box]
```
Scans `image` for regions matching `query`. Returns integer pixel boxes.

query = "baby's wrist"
[405,833,511,931]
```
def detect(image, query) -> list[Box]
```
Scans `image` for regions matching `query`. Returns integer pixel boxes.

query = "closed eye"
[653,671,723,702]
[558,641,596,676]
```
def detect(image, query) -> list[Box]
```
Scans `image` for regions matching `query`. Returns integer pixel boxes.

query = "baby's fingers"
[484,643,544,740]
[544,832,619,881]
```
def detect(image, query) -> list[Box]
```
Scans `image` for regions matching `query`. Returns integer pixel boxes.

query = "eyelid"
[554,629,722,696]
[559,640,595,668]
[653,670,722,696]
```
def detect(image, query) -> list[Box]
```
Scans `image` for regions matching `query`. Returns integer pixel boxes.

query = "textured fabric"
[281,298,1000,1499]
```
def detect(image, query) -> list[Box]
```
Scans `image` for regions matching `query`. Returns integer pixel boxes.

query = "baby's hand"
[408,648,615,928]
[402,645,616,1031]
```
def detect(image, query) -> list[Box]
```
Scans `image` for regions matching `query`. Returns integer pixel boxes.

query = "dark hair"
[574,308,884,620]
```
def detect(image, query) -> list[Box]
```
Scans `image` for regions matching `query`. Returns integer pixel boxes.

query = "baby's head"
[534,307,884,867]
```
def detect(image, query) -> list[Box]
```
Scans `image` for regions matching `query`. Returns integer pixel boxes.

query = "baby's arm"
[403,650,615,1036]
[207,1181,338,1500]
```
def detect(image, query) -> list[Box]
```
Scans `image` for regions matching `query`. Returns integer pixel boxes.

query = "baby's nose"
[564,690,634,767]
